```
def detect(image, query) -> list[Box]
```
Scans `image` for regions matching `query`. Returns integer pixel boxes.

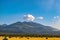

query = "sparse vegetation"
[0,33,60,38]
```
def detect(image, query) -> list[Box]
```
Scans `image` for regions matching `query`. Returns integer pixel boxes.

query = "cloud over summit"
[23,14,35,21]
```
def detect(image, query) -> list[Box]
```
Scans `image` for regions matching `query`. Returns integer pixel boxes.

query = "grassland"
[0,37,60,40]
[0,33,60,40]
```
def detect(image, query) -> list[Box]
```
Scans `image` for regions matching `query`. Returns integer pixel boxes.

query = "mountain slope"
[0,21,60,35]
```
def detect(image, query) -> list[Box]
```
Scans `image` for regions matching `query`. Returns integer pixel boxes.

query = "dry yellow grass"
[0,37,60,40]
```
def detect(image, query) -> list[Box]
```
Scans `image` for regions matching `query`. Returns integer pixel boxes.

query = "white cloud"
[23,14,35,21]
[54,16,60,19]
[37,16,44,20]
[54,16,57,19]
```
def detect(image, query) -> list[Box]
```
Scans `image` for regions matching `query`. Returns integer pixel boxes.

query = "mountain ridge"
[0,21,60,35]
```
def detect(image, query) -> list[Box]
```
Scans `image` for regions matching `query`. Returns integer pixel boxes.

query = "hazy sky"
[0,0,60,29]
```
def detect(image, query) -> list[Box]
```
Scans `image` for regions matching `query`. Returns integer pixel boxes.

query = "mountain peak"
[23,21,33,23]
[0,21,60,35]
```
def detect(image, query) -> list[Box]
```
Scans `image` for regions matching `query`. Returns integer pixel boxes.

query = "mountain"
[0,21,60,36]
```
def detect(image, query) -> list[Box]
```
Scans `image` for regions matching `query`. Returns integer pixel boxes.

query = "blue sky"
[0,0,60,29]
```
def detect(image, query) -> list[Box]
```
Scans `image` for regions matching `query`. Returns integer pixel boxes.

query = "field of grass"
[0,37,60,40]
